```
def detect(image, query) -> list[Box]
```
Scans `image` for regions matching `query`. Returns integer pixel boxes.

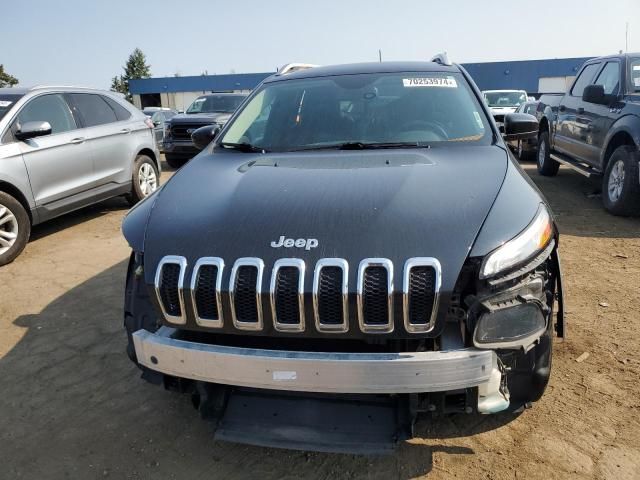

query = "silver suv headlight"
[480,205,553,279]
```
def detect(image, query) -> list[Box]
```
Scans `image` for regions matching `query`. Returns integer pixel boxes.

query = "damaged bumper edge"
[133,327,509,412]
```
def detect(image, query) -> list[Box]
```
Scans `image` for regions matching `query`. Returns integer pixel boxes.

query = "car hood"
[141,146,509,296]
[169,112,232,124]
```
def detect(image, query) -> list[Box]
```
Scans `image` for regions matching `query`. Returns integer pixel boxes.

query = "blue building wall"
[129,57,594,95]
[461,57,592,92]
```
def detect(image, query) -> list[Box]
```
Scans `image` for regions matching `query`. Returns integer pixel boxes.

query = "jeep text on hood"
[122,60,564,454]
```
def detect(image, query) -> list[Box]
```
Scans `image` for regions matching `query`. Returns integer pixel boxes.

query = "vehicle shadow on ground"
[519,160,640,239]
[0,261,519,479]
[29,196,130,242]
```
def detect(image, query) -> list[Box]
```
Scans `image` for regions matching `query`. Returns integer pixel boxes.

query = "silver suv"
[0,86,161,265]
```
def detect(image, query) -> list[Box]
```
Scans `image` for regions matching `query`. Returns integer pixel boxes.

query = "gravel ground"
[0,158,639,479]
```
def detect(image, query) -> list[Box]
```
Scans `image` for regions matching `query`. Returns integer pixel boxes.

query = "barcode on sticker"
[403,76,457,88]
[273,371,297,381]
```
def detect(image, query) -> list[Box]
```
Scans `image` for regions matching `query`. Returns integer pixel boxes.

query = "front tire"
[537,131,559,176]
[0,192,31,266]
[128,155,159,206]
[602,145,640,216]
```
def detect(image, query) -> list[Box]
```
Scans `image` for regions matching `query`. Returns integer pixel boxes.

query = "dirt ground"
[1,158,639,480]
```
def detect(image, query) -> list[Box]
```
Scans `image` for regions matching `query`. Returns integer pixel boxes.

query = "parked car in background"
[483,89,528,129]
[123,58,563,453]
[508,100,540,159]
[0,86,161,265]
[162,93,247,168]
[536,53,640,215]
[146,109,178,151]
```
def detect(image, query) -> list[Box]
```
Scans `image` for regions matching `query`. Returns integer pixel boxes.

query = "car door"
[66,93,136,188]
[13,93,95,206]
[151,111,166,145]
[554,62,601,161]
[579,60,622,167]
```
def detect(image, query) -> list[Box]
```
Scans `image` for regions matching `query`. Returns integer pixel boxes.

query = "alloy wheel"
[138,163,158,197]
[0,203,19,255]
[608,159,625,203]
[538,140,546,168]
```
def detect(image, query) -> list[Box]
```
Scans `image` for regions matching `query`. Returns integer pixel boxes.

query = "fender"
[121,186,163,252]
[600,114,640,166]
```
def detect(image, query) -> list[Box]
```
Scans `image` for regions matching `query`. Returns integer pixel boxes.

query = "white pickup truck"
[482,89,529,129]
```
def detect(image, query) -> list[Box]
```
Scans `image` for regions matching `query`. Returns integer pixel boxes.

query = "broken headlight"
[480,205,553,279]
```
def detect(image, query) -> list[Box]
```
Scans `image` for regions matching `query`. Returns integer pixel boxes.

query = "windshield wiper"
[220,142,268,153]
[289,142,430,152]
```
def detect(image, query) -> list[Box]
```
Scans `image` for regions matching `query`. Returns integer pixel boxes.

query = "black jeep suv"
[122,58,564,453]
[162,93,246,168]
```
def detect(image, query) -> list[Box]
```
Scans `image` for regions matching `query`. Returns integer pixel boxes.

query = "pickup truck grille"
[154,256,441,335]
[170,123,209,140]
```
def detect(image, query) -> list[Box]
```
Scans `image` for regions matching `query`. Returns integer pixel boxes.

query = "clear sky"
[2,0,639,89]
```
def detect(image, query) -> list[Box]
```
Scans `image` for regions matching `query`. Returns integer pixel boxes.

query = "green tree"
[110,48,151,102]
[0,64,18,88]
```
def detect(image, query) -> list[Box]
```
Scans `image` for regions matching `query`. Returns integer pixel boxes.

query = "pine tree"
[110,48,151,103]
[0,64,18,88]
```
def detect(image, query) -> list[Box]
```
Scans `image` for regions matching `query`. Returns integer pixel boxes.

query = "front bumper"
[133,327,508,412]
[162,139,200,156]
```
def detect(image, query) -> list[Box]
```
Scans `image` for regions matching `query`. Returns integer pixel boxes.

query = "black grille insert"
[407,266,436,325]
[234,266,259,323]
[274,267,301,325]
[159,263,181,317]
[362,266,389,325]
[194,264,219,320]
[317,266,344,325]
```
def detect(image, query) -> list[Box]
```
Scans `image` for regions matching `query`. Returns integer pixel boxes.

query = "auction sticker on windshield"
[403,76,458,88]
[0,101,12,108]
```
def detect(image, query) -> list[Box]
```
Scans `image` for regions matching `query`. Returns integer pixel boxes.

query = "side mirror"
[15,121,52,141]
[582,84,612,105]
[191,124,220,150]
[503,113,538,142]
[153,120,161,127]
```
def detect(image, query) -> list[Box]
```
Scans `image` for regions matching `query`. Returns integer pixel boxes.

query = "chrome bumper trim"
[133,327,497,394]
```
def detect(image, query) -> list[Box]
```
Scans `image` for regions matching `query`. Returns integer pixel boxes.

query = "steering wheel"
[398,120,449,140]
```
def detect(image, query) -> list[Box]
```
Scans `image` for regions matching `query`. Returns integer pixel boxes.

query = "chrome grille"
[313,259,348,333]
[230,258,264,330]
[154,256,187,325]
[153,256,440,334]
[403,258,441,333]
[357,259,394,333]
[270,259,305,332]
[190,257,224,328]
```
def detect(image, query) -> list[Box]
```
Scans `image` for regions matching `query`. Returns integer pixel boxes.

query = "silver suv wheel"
[138,163,158,197]
[0,203,18,255]
[607,159,625,203]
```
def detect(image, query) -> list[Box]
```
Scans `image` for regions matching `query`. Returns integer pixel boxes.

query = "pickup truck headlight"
[164,124,171,136]
[480,205,553,279]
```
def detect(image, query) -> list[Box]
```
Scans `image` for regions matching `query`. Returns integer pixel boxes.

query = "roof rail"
[430,53,452,66]
[276,63,319,75]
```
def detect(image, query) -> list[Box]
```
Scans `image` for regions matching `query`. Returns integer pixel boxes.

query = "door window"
[17,94,76,134]
[102,95,132,121]
[68,93,117,127]
[594,62,620,95]
[570,63,600,97]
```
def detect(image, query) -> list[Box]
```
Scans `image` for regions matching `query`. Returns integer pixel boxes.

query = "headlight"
[480,205,553,279]
[164,124,171,135]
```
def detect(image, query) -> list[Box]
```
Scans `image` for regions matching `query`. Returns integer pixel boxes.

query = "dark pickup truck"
[163,93,247,168]
[536,53,640,215]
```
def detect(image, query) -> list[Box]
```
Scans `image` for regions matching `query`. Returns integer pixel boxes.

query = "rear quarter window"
[103,96,132,121]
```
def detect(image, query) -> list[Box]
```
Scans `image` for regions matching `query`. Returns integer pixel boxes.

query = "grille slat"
[230,258,264,330]
[271,259,305,332]
[357,259,394,333]
[313,259,349,333]
[190,257,224,328]
[154,256,187,325]
[403,258,441,333]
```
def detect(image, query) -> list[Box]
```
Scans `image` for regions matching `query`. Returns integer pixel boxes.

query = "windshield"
[483,91,527,107]
[631,58,640,92]
[0,94,22,121]
[221,72,491,152]
[186,95,246,114]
